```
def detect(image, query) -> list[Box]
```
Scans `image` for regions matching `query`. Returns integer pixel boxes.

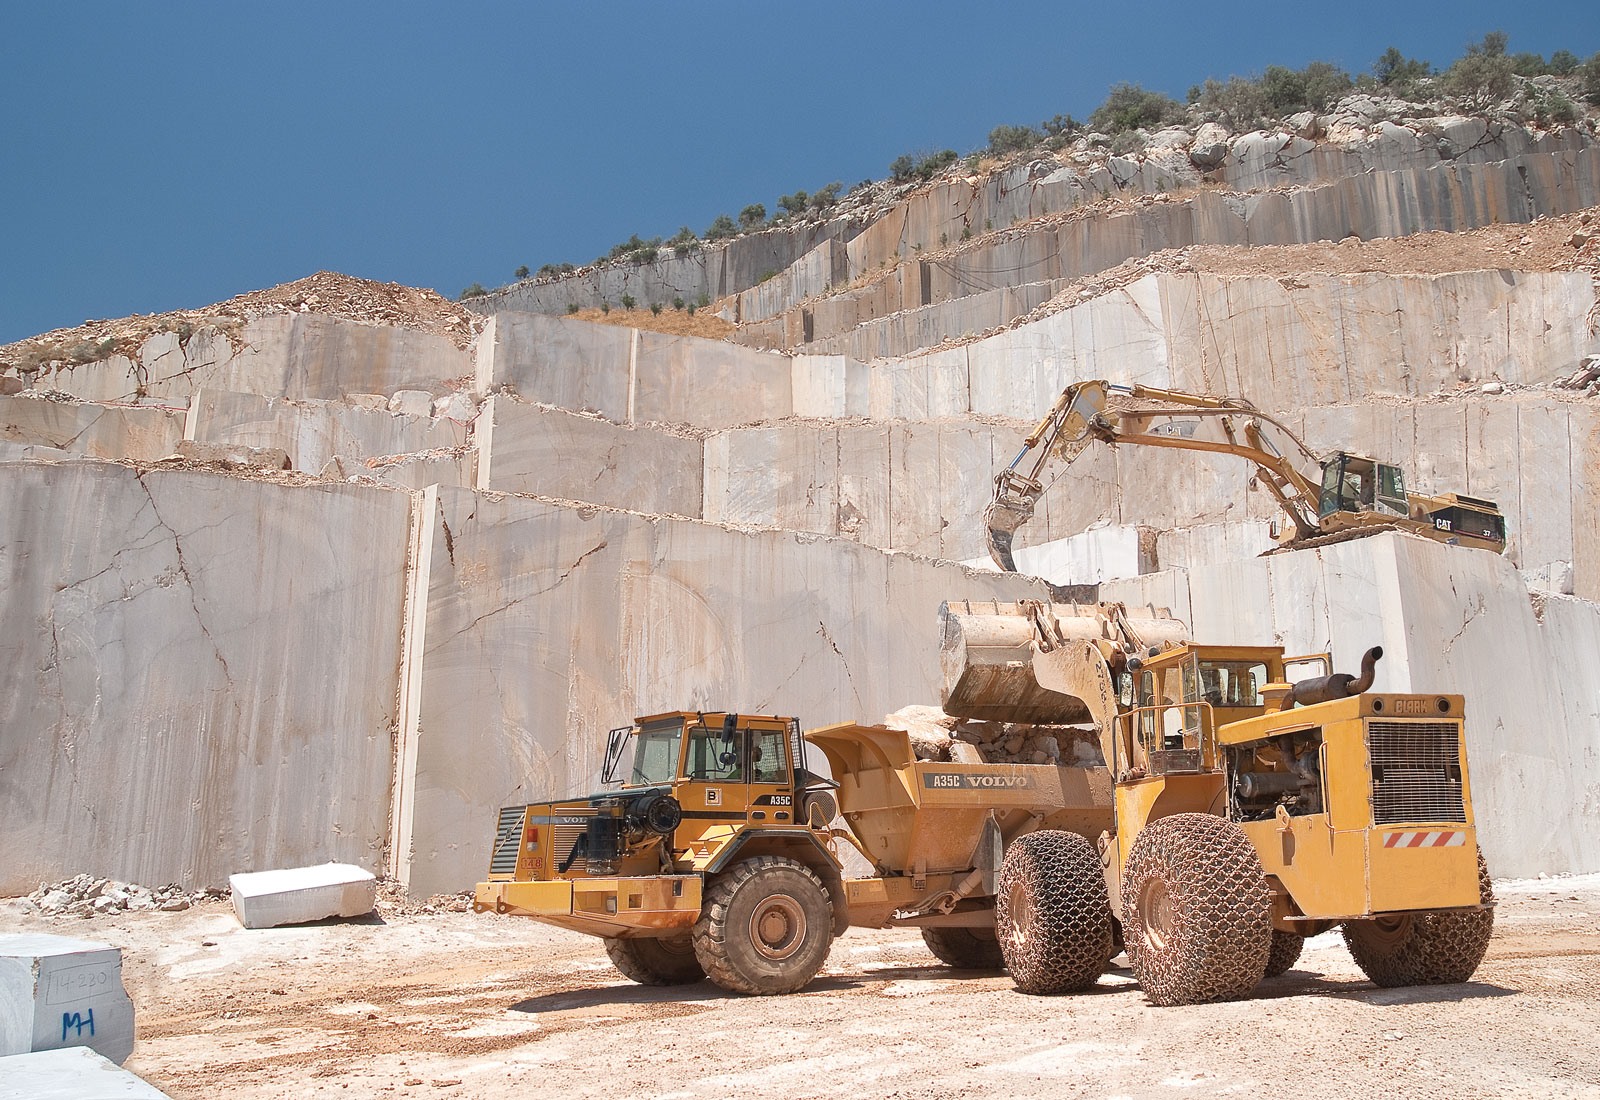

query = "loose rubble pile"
[21,875,219,918]
[884,705,1102,766]
[1556,354,1600,395]
[0,271,483,376]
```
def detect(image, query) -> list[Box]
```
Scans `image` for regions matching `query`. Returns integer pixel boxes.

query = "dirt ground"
[3,874,1598,1099]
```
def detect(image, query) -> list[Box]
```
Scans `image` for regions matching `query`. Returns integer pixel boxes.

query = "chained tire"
[1121,813,1273,1006]
[693,856,834,995]
[1343,853,1494,988]
[995,830,1113,995]
[604,935,706,985]
[1264,931,1304,978]
[921,925,1005,969]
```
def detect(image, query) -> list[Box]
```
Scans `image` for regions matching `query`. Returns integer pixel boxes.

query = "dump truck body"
[807,722,1112,928]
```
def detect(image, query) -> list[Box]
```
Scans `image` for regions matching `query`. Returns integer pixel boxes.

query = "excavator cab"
[1318,452,1408,519]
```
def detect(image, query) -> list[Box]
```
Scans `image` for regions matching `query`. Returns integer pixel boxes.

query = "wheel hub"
[1361,914,1414,950]
[1139,877,1174,951]
[748,893,807,960]
[1007,874,1033,950]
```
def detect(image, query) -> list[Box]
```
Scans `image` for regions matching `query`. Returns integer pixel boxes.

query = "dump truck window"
[630,719,684,785]
[749,729,789,785]
[686,723,744,781]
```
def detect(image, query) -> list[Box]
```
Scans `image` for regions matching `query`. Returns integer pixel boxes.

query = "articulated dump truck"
[478,599,1493,1004]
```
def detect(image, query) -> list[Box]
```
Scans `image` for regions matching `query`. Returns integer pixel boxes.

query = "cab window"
[629,718,684,785]
[685,722,742,781]
[1376,464,1407,515]
[748,729,789,785]
[1196,660,1268,707]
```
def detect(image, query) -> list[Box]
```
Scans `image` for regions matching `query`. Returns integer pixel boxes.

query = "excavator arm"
[984,379,1325,570]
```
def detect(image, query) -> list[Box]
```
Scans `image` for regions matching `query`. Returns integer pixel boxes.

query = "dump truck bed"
[806,722,1113,926]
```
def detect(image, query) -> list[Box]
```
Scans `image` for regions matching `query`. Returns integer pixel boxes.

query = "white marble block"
[0,935,136,1065]
[229,863,377,929]
[0,1046,171,1099]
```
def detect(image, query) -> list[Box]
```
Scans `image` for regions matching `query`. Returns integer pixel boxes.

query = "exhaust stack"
[1289,646,1384,706]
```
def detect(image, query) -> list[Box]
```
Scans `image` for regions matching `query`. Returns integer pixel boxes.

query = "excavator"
[983,379,1507,571]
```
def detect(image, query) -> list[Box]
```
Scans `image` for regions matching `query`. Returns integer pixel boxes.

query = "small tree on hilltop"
[1089,83,1184,134]
[1444,31,1516,110]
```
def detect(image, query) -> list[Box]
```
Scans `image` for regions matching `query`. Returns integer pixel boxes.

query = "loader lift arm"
[984,380,1324,570]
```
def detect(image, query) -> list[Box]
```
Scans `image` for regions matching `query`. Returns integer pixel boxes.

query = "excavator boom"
[984,378,1506,570]
[984,380,1323,569]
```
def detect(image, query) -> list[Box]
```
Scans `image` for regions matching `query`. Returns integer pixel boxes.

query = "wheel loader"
[473,604,1187,995]
[941,599,1496,1006]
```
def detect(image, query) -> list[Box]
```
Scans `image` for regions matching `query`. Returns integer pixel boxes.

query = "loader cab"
[1118,645,1284,778]
[1318,453,1408,520]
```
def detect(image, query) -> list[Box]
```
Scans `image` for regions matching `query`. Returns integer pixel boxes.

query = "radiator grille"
[553,808,597,872]
[1367,721,1466,825]
[489,805,528,875]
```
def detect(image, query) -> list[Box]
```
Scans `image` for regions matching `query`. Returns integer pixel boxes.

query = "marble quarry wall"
[466,220,849,319]
[22,315,472,405]
[1101,533,1600,879]
[0,462,412,895]
[0,395,185,463]
[4,121,1598,895]
[788,146,1600,359]
[190,390,472,476]
[477,312,794,427]
[0,458,1052,896]
[405,489,1051,896]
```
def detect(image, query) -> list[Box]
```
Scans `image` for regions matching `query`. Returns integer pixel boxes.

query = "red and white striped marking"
[1382,829,1465,848]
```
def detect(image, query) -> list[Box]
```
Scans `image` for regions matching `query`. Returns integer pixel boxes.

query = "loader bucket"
[938,599,1186,727]
[940,603,1092,724]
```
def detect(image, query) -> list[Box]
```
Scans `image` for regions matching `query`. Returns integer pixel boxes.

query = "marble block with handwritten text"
[0,935,135,1064]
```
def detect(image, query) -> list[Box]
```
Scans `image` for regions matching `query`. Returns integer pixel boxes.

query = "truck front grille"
[490,805,528,875]
[1367,721,1467,825]
[553,809,597,872]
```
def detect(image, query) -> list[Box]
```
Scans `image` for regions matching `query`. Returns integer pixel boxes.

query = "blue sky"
[1,1,1594,344]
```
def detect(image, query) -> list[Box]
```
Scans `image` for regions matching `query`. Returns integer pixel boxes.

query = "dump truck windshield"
[629,718,685,785]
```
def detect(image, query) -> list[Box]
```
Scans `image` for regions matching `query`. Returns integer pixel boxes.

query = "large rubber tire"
[693,856,834,995]
[1121,813,1273,1006]
[604,935,706,985]
[1264,931,1305,978]
[921,925,1005,970]
[995,830,1114,995]
[1343,854,1494,988]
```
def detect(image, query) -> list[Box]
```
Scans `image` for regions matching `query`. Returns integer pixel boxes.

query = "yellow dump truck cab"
[1093,642,1494,1005]
[475,711,847,994]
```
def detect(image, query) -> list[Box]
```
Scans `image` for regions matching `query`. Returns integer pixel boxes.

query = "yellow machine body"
[1102,644,1483,929]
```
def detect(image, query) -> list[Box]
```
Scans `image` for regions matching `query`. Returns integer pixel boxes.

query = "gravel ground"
[3,874,1597,1099]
